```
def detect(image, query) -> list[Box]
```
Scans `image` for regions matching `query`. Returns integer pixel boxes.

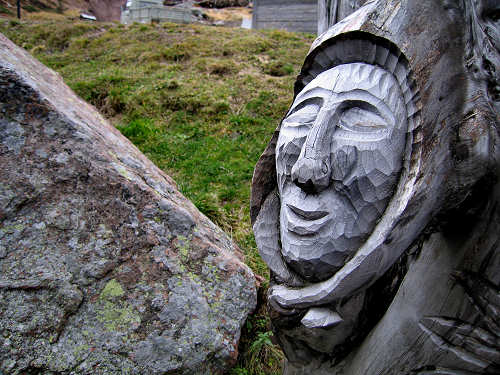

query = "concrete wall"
[252,0,318,34]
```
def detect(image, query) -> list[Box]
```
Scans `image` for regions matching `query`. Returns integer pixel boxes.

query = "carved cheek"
[331,144,358,181]
[329,122,405,223]
[337,138,396,176]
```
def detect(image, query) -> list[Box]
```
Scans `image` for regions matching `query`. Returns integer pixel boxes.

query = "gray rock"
[0,32,256,375]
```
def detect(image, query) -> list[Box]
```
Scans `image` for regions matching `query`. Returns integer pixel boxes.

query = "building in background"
[121,0,192,24]
[252,0,317,33]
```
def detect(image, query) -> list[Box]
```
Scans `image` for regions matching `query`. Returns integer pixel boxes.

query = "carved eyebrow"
[287,88,398,127]
[285,98,323,121]
[287,87,332,115]
[333,90,397,126]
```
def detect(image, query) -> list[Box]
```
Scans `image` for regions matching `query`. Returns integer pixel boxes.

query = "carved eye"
[283,103,320,127]
[338,106,388,133]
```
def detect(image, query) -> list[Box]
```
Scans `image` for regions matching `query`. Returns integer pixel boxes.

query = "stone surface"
[0,32,257,375]
[252,0,500,373]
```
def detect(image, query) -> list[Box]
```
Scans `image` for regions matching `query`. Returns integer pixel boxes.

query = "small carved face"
[276,63,408,281]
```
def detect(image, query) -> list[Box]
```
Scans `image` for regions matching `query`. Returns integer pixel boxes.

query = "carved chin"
[280,191,366,281]
[281,239,357,281]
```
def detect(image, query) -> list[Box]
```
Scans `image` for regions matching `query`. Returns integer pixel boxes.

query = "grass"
[0,0,80,17]
[0,13,314,374]
[232,304,285,375]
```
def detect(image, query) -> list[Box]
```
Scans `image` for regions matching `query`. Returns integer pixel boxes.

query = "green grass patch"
[0,6,14,16]
[232,304,284,375]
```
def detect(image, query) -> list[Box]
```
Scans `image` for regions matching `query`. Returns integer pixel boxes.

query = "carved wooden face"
[276,63,408,281]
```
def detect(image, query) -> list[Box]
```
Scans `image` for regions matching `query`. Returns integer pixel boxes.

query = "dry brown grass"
[26,9,79,20]
[204,6,251,22]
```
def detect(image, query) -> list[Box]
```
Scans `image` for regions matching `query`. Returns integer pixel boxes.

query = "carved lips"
[287,203,329,221]
[285,198,332,235]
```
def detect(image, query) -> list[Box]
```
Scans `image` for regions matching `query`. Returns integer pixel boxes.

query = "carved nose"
[291,157,331,194]
[290,105,335,194]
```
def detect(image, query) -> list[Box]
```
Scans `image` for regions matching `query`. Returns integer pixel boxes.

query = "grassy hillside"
[0,0,88,16]
[0,14,314,374]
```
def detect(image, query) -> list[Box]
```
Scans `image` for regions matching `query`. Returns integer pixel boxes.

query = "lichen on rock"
[0,32,257,375]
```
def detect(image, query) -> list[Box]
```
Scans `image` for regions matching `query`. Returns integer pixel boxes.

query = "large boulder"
[0,32,257,374]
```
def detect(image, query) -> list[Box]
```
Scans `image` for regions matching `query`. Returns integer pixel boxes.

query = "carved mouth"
[287,204,329,221]
[285,204,331,236]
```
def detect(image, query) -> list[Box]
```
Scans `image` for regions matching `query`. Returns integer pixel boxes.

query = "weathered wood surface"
[318,0,368,34]
[251,0,500,373]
